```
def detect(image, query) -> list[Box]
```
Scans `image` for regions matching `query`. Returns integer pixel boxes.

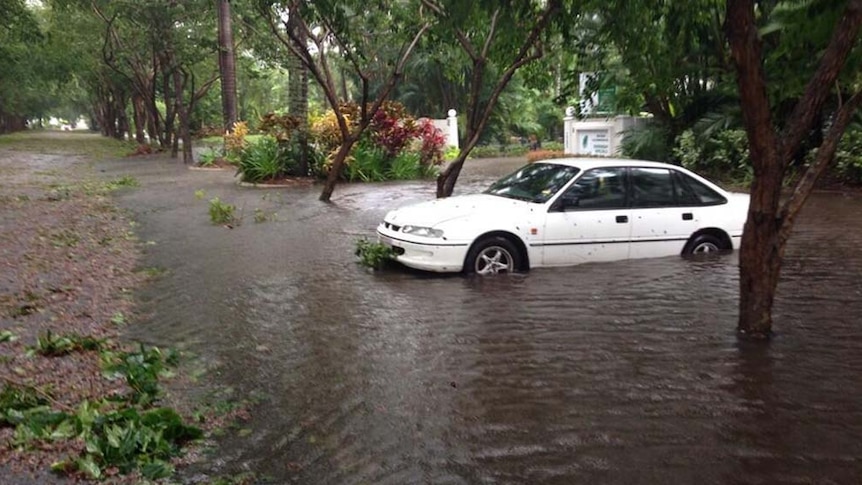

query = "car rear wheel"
[465,236,520,275]
[683,233,727,255]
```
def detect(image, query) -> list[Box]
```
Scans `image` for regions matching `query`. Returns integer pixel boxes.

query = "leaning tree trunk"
[217,0,238,133]
[320,138,358,202]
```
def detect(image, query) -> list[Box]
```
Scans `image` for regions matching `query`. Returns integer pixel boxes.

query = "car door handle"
[616,215,628,223]
[682,212,693,221]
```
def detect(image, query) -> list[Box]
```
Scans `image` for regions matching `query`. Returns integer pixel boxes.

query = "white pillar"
[563,106,576,154]
[446,109,459,149]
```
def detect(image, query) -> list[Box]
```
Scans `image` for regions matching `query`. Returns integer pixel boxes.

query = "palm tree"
[286,10,309,175]
[217,0,238,132]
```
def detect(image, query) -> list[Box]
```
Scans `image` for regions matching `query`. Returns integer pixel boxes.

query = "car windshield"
[484,163,580,203]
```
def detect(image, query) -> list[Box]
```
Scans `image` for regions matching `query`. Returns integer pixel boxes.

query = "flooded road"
[106,156,862,484]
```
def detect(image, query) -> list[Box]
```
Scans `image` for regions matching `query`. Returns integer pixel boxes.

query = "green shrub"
[282,136,324,177]
[505,145,530,156]
[673,128,751,183]
[620,122,673,161]
[542,141,564,152]
[238,136,293,183]
[197,147,221,167]
[208,197,237,225]
[470,145,505,158]
[387,151,421,180]
[346,142,387,182]
[834,124,862,184]
[443,146,460,161]
[470,144,530,158]
[355,238,395,270]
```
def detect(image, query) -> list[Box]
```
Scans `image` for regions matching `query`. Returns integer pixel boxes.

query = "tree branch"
[778,0,862,166]
[779,89,862,243]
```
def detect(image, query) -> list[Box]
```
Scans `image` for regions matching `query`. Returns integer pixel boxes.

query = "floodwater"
[103,156,862,484]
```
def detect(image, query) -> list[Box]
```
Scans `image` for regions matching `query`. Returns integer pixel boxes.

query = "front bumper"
[376,224,469,273]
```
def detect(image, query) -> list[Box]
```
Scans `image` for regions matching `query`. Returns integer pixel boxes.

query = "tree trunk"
[727,0,862,337]
[162,68,177,153]
[437,153,467,198]
[320,139,357,202]
[287,11,309,176]
[217,0,238,133]
[132,94,147,144]
[737,175,785,337]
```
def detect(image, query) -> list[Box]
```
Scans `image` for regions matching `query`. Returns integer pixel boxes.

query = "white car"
[376,158,749,275]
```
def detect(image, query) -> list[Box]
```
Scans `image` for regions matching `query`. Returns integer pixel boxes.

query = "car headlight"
[401,225,444,238]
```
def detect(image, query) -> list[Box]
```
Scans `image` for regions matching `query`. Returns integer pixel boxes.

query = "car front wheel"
[465,236,520,275]
[683,233,727,255]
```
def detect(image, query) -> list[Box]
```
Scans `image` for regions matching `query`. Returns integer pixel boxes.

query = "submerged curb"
[236,180,312,188]
[188,165,232,172]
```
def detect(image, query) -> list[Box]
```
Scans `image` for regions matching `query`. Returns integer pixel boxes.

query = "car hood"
[384,193,532,227]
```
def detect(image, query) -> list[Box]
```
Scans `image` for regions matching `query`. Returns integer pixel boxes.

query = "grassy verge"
[0,131,137,161]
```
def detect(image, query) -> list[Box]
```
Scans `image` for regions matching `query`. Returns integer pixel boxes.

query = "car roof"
[537,157,677,171]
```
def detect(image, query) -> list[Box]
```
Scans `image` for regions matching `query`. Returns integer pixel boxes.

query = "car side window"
[557,167,627,210]
[673,171,727,206]
[631,168,674,207]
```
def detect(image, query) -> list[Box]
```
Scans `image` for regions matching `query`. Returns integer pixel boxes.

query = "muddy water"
[105,157,862,484]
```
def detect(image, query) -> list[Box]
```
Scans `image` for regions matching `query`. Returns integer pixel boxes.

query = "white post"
[564,106,576,155]
[446,109,459,149]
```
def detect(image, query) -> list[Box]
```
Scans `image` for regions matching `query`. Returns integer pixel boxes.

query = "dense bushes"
[673,128,752,183]
[234,102,447,183]
[832,123,862,184]
[470,144,531,158]
[622,119,862,186]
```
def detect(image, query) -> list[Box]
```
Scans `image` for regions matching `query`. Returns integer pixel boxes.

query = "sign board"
[578,129,610,155]
[579,73,615,115]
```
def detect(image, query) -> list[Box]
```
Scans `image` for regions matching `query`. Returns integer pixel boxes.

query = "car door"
[540,167,631,266]
[628,167,701,258]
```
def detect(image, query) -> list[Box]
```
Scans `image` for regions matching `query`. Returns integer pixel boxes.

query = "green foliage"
[237,135,296,182]
[833,124,862,184]
[0,330,17,343]
[208,197,237,225]
[30,331,104,357]
[470,144,530,158]
[103,345,178,406]
[673,128,751,183]
[310,103,444,181]
[387,151,422,180]
[443,146,460,161]
[2,342,201,481]
[281,135,324,177]
[104,176,139,189]
[197,147,222,167]
[620,122,673,162]
[54,405,202,479]
[345,142,387,182]
[543,141,564,152]
[0,384,47,425]
[355,238,395,270]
